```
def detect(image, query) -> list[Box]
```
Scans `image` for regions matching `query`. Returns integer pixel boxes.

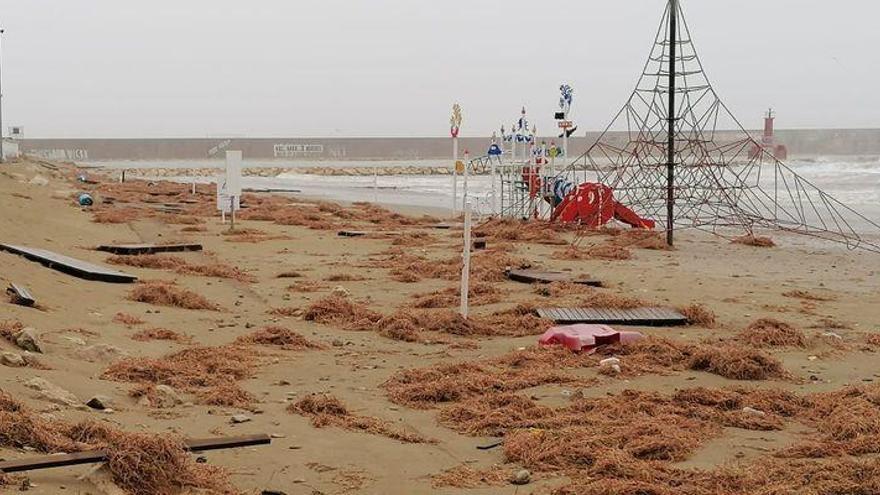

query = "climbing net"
[561,1,880,252]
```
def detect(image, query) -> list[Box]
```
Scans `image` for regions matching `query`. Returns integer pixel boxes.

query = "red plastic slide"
[551,182,656,229]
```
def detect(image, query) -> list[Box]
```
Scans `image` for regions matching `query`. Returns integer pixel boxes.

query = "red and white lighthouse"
[750,108,789,160]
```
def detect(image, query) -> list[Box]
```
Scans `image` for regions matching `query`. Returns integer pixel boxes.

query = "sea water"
[90,157,880,233]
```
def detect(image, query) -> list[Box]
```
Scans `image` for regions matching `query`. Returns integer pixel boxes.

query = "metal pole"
[490,157,497,214]
[0,28,5,164]
[665,0,677,247]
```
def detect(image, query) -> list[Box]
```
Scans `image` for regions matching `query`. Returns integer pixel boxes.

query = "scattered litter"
[539,324,644,352]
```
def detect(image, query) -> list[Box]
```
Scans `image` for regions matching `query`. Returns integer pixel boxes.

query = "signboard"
[225,150,242,196]
[557,120,573,129]
[216,178,240,213]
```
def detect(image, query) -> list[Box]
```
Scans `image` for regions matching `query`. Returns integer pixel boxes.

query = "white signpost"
[461,150,470,213]
[219,150,243,229]
[460,201,472,318]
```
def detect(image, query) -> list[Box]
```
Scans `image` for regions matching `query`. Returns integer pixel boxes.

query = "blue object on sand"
[78,193,94,206]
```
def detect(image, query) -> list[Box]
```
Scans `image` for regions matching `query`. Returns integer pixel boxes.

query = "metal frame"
[558,0,880,252]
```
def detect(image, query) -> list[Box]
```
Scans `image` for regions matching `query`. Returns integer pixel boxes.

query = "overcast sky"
[1,0,878,138]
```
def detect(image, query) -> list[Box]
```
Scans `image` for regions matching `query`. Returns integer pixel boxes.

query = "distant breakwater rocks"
[111,165,490,178]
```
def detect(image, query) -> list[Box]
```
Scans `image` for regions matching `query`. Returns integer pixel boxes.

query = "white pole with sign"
[225,150,243,231]
[460,201,472,317]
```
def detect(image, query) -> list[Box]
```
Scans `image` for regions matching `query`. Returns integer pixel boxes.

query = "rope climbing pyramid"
[562,0,880,252]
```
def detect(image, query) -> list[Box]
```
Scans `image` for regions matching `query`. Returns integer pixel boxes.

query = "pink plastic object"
[539,324,644,352]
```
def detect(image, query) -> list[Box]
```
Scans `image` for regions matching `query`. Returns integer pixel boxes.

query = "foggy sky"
[1,0,878,138]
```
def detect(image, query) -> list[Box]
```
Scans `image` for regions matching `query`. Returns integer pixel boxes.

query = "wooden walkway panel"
[537,307,687,327]
[0,244,137,284]
[96,243,203,255]
[506,268,603,287]
[6,283,35,307]
[0,434,270,474]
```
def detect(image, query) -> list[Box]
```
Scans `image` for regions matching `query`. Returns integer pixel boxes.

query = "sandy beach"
[2,156,880,494]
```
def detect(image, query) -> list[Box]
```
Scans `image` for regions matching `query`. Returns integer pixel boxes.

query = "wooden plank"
[6,283,35,307]
[506,269,602,287]
[96,243,203,255]
[0,434,271,474]
[537,306,687,326]
[0,244,137,284]
[243,187,302,193]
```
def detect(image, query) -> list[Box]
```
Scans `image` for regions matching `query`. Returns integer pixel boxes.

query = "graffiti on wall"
[273,144,324,158]
[208,139,232,158]
[30,149,89,161]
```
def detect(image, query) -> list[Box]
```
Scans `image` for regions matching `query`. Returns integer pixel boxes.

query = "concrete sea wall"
[18,129,880,163]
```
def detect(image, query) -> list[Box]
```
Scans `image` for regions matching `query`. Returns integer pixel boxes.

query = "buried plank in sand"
[0,389,243,494]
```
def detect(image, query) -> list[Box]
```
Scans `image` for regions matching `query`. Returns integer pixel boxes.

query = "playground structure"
[480,0,880,253]
[491,103,584,221]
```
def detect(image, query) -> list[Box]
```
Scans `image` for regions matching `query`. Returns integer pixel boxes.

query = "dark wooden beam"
[0,434,271,474]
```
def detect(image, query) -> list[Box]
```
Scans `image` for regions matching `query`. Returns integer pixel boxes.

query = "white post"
[452,136,459,216]
[529,143,535,218]
[191,179,196,195]
[222,210,226,224]
[490,157,497,215]
[460,201,472,317]
[563,131,569,166]
[462,150,469,213]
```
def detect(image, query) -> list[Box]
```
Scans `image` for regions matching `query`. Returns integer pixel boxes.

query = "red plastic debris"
[539,324,644,352]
